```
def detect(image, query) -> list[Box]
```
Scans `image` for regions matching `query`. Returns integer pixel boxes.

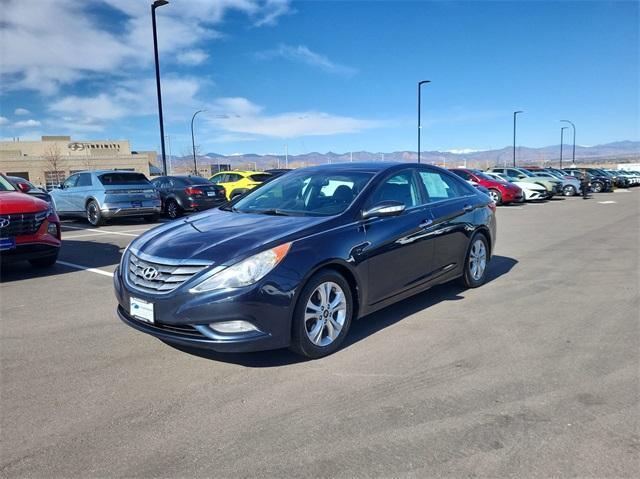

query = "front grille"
[127,252,210,294]
[0,212,46,237]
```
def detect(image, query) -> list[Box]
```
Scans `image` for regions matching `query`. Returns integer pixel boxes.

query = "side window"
[76,173,92,187]
[63,175,79,189]
[369,170,421,208]
[492,168,504,173]
[418,171,468,202]
[227,174,241,182]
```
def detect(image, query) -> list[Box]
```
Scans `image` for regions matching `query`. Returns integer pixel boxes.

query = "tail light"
[185,186,204,196]
[488,201,497,213]
[219,187,226,196]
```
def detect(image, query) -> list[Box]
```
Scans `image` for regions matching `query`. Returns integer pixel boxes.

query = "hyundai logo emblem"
[141,266,159,280]
[0,218,9,228]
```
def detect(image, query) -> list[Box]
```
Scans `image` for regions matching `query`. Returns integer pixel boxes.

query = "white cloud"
[206,97,380,139]
[0,117,9,126]
[256,44,356,76]
[13,119,42,128]
[14,108,30,116]
[176,49,209,66]
[1,0,293,94]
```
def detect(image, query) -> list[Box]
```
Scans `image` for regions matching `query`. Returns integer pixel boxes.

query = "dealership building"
[0,136,156,189]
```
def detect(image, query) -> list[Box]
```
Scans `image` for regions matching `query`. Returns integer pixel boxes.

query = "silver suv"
[50,170,161,226]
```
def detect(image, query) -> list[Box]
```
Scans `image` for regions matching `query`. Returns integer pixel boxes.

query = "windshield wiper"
[255,209,290,216]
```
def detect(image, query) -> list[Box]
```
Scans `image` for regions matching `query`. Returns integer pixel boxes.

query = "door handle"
[419,219,433,228]
[463,204,474,212]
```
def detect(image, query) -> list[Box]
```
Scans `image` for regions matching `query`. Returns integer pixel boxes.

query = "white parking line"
[61,227,146,238]
[597,200,617,204]
[62,227,148,239]
[57,260,114,277]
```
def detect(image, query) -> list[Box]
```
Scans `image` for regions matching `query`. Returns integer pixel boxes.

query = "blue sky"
[1,0,638,156]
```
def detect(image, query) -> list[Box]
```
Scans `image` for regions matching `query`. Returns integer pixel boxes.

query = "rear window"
[98,173,150,185]
[249,174,272,183]
[179,176,209,185]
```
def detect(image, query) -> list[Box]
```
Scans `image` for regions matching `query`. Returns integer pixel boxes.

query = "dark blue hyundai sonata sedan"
[114,163,496,358]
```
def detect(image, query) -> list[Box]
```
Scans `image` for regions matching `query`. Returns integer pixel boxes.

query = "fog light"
[47,223,58,236]
[209,320,258,333]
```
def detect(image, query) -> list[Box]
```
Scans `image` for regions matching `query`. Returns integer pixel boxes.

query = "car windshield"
[473,171,496,181]
[0,175,17,191]
[485,174,508,183]
[231,170,374,216]
[98,172,151,185]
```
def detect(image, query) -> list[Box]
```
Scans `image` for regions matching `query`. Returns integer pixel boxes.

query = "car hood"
[0,191,49,214]
[131,209,330,264]
[512,181,545,190]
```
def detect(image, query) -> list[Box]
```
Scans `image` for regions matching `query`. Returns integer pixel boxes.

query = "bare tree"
[43,144,65,188]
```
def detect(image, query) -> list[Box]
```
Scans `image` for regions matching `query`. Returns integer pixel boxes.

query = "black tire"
[29,252,59,268]
[591,181,603,193]
[563,185,576,197]
[458,233,490,289]
[165,199,182,219]
[290,270,354,359]
[144,215,159,223]
[86,200,105,226]
[488,188,502,205]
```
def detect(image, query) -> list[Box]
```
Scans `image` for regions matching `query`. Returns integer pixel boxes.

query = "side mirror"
[362,201,405,220]
[16,182,31,193]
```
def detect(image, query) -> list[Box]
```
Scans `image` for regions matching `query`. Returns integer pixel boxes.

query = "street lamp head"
[152,0,169,8]
[419,80,431,86]
[514,110,523,114]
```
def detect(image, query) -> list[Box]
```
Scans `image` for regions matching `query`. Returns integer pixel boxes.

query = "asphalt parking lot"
[1,190,639,478]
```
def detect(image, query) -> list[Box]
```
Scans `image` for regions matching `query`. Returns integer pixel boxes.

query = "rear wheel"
[488,189,502,205]
[459,233,489,288]
[86,200,105,226]
[29,252,59,268]
[290,270,353,359]
[165,199,182,219]
[563,185,576,196]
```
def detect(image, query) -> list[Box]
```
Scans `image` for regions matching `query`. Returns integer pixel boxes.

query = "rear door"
[417,168,479,278]
[363,169,436,304]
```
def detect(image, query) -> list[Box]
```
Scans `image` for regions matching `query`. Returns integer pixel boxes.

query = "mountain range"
[161,141,640,172]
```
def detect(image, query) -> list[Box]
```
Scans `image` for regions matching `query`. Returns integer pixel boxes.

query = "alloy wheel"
[489,190,500,204]
[304,281,347,347]
[469,239,487,281]
[87,203,99,225]
[167,202,179,219]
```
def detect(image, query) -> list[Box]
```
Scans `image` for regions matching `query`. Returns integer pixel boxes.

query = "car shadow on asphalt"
[0,240,123,283]
[171,255,519,368]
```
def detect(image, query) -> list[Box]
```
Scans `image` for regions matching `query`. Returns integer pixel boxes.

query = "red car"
[449,168,523,205]
[0,173,61,267]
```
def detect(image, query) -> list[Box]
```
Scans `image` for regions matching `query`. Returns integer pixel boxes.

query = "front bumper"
[113,265,296,353]
[1,242,59,263]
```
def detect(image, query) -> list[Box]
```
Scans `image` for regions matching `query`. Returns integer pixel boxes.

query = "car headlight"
[35,206,53,222]
[190,243,291,293]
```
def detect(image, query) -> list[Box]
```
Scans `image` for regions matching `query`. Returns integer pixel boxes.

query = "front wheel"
[488,189,502,205]
[290,271,353,359]
[563,185,576,196]
[591,181,603,193]
[458,233,489,288]
[86,200,105,226]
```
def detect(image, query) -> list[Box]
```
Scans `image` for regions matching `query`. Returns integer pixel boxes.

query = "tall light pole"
[417,80,431,164]
[560,120,576,166]
[151,0,169,175]
[513,110,523,167]
[190,109,205,175]
[560,126,568,169]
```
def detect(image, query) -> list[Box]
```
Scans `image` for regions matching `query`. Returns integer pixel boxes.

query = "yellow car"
[209,170,272,200]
